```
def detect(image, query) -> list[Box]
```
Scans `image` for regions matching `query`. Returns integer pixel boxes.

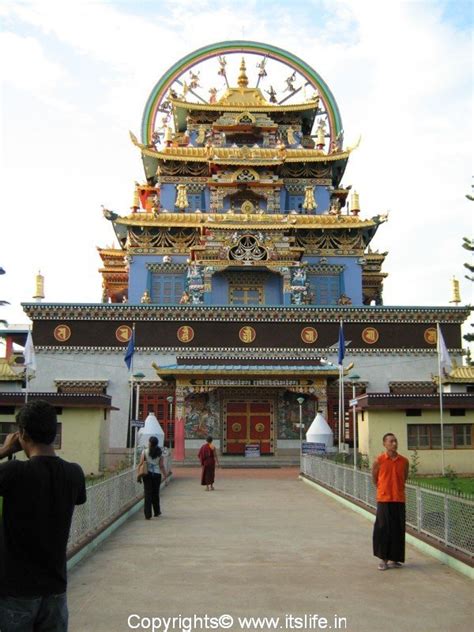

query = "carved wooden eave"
[21,303,471,325]
[55,379,109,394]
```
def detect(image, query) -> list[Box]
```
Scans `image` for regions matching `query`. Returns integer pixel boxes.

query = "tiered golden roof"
[114,211,380,230]
[130,134,352,164]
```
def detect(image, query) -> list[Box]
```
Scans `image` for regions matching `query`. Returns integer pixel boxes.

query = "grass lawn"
[410,476,474,496]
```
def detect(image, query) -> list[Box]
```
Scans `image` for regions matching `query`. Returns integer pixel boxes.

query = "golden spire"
[33,270,45,302]
[350,191,360,213]
[449,276,461,305]
[237,58,249,88]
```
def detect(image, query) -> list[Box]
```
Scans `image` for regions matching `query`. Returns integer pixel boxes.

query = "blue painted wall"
[315,186,330,214]
[210,273,228,304]
[265,274,282,304]
[160,183,176,210]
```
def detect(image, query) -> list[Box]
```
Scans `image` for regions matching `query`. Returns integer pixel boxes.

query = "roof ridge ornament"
[237,58,249,88]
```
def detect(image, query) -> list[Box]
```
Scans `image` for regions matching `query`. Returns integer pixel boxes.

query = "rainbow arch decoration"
[141,40,343,145]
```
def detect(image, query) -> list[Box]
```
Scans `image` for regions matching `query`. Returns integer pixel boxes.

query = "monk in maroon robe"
[198,435,219,490]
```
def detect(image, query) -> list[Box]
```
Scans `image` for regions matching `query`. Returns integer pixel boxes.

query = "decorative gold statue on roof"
[265,85,277,103]
[302,186,317,212]
[287,127,296,145]
[141,290,151,304]
[175,184,189,210]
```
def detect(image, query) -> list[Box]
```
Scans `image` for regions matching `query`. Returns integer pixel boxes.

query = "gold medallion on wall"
[115,325,132,342]
[301,327,318,344]
[255,422,265,433]
[53,324,71,342]
[239,326,256,344]
[361,327,379,344]
[177,325,195,343]
[424,327,437,345]
[232,422,242,433]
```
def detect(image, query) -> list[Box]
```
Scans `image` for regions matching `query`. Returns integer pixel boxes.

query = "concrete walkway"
[68,468,472,632]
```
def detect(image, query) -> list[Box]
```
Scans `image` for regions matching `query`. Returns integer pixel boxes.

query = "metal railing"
[301,455,474,558]
[68,454,172,554]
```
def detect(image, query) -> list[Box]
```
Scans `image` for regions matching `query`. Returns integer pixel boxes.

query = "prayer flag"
[23,331,36,372]
[124,330,135,370]
[338,322,345,365]
[437,324,452,376]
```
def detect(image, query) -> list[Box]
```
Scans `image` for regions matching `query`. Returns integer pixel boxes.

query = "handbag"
[137,450,148,482]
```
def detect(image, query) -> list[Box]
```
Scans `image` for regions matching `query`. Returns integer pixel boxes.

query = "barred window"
[188,193,203,211]
[0,422,62,449]
[151,274,184,304]
[407,424,472,450]
[0,421,16,444]
[307,274,341,306]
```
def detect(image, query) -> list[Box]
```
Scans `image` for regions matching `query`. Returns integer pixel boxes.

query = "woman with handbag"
[139,436,167,519]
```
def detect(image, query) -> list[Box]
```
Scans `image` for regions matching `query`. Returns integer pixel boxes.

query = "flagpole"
[338,319,345,452]
[437,323,445,475]
[338,365,342,451]
[341,364,345,450]
[25,365,29,403]
[23,329,36,404]
[128,324,135,466]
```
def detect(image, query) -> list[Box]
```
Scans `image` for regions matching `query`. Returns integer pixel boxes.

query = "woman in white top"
[140,436,167,520]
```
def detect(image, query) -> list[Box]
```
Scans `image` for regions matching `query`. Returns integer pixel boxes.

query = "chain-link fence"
[68,454,172,555]
[301,455,474,558]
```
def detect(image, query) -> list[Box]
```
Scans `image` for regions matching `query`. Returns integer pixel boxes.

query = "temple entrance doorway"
[223,399,274,454]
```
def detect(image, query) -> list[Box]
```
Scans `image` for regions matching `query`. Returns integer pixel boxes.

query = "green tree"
[462,237,473,346]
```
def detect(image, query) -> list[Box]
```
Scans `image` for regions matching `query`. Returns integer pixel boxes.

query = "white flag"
[24,330,36,372]
[437,324,452,376]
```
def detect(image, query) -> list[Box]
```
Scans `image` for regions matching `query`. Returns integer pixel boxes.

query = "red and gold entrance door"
[224,401,273,454]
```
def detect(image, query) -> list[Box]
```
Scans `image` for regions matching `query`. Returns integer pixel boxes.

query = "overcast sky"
[0,0,472,328]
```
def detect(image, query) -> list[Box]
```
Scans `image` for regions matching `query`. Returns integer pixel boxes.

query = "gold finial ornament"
[302,186,317,211]
[33,270,45,302]
[175,184,189,210]
[449,276,461,305]
[350,191,360,213]
[131,185,140,210]
[237,58,249,88]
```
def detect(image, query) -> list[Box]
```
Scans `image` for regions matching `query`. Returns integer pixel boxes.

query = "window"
[307,274,341,305]
[188,193,203,211]
[53,423,62,449]
[0,406,15,416]
[0,421,16,444]
[151,274,185,304]
[229,286,263,305]
[407,424,472,449]
[0,422,61,448]
[450,409,466,416]
[406,409,422,417]
[287,194,304,212]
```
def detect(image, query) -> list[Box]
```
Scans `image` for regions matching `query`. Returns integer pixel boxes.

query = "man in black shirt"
[0,400,86,631]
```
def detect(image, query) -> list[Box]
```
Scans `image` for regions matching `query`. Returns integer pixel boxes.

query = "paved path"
[68,468,472,632]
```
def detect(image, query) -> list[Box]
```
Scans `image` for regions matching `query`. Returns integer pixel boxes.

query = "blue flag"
[338,322,345,365]
[124,330,135,370]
